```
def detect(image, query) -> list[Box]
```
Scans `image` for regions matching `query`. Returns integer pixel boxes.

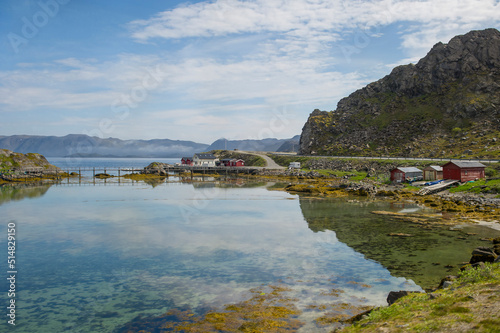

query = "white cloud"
[1,0,498,140]
[129,0,499,57]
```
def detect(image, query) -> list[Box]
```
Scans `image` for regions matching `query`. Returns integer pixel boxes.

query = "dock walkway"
[1,164,272,179]
[418,180,460,195]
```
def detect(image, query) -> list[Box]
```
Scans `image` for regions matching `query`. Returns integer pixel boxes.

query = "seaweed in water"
[117,285,304,332]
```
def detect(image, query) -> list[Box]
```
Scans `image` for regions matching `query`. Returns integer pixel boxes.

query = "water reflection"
[299,196,500,289]
[0,183,423,332]
[0,183,52,205]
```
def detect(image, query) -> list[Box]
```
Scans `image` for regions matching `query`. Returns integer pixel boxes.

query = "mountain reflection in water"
[298,196,500,289]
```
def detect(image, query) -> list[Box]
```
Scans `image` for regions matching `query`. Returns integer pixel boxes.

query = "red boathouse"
[181,157,193,165]
[442,161,485,182]
[221,159,245,167]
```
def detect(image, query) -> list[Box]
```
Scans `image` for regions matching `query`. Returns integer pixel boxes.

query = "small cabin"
[193,153,219,167]
[442,161,485,182]
[230,159,245,167]
[289,162,301,169]
[423,165,443,181]
[181,157,193,165]
[221,159,233,167]
[390,167,422,182]
[221,159,245,167]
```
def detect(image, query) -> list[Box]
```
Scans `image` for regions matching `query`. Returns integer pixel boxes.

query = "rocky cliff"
[300,28,500,159]
[0,149,61,181]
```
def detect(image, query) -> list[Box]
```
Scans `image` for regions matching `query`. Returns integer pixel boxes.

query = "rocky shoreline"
[0,149,63,183]
[340,238,500,332]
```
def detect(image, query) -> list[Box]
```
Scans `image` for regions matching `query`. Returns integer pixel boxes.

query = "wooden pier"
[1,164,265,182]
[417,180,460,195]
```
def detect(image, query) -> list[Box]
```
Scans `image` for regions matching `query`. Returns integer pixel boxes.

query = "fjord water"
[1,177,499,332]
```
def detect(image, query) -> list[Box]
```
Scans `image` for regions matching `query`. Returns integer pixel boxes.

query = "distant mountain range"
[0,134,300,157]
[206,135,300,153]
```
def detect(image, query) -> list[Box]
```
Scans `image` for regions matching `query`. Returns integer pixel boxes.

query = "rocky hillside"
[0,149,61,181]
[0,149,58,170]
[300,28,500,159]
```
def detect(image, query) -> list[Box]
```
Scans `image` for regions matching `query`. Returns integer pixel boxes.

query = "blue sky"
[1,0,499,144]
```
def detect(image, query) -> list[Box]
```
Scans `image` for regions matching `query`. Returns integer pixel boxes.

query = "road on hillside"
[271,152,499,164]
[243,151,286,169]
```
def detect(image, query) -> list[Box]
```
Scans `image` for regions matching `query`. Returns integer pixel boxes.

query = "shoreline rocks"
[0,149,62,182]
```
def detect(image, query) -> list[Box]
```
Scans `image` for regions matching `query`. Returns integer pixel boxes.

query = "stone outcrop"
[300,29,500,158]
[387,291,422,305]
[470,246,498,264]
[141,162,171,176]
[0,149,61,181]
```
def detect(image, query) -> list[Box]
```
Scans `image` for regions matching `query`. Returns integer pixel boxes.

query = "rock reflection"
[298,196,500,289]
[0,183,52,205]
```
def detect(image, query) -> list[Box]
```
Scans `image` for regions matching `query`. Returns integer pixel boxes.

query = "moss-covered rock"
[0,149,62,182]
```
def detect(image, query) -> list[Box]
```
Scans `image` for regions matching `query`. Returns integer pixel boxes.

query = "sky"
[0,0,499,144]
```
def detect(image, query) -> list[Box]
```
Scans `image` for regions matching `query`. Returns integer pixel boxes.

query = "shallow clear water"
[1,179,498,332]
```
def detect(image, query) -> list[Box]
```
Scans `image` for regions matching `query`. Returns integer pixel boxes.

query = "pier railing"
[1,164,266,181]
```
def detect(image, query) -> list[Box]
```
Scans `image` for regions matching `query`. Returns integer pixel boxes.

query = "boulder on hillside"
[469,247,498,264]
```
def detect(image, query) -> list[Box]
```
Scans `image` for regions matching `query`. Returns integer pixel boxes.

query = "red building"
[390,167,422,182]
[442,161,485,182]
[230,159,245,167]
[181,157,193,165]
[221,159,245,167]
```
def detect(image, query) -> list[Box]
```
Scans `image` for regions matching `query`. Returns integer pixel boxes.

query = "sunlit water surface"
[1,179,497,332]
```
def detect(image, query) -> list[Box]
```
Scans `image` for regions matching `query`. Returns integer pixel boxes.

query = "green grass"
[211,150,266,167]
[404,184,420,191]
[449,179,500,194]
[341,263,500,332]
[300,168,334,176]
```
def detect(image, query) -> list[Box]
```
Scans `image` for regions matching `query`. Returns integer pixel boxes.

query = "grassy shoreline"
[338,262,500,332]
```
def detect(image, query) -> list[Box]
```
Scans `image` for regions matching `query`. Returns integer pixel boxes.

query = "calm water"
[1,165,499,332]
[47,157,181,169]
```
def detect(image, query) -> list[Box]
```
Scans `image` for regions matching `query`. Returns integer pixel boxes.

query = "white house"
[193,153,219,167]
